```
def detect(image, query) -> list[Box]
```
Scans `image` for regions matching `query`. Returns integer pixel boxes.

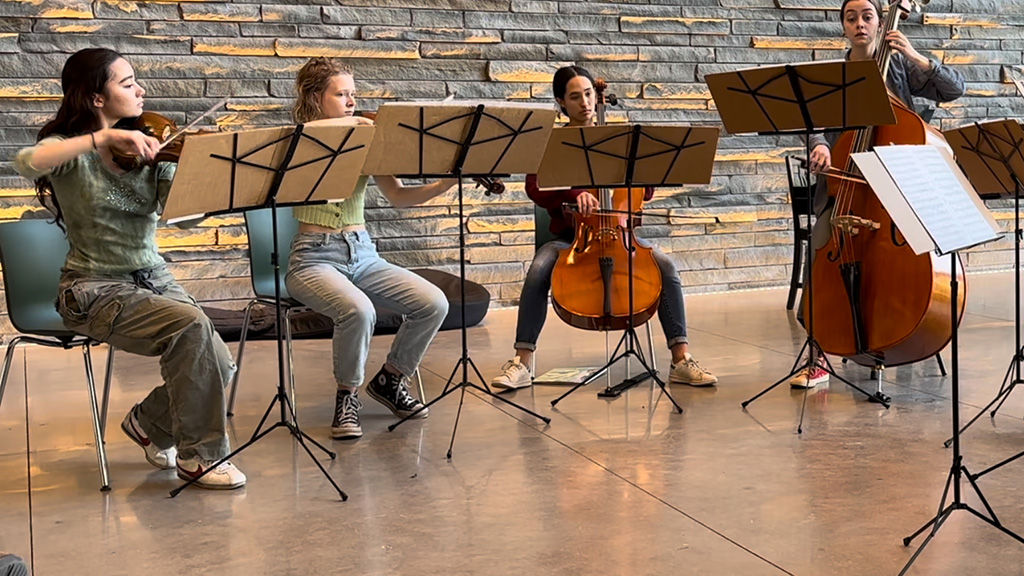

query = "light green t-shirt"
[15,136,176,276]
[291,175,368,228]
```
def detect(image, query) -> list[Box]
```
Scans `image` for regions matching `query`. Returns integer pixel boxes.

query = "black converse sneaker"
[331,389,363,439]
[365,365,428,419]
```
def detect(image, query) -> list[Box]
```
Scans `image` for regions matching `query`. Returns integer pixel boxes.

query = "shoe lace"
[336,393,362,425]
[502,359,527,377]
[191,458,235,474]
[394,379,421,411]
[684,357,708,375]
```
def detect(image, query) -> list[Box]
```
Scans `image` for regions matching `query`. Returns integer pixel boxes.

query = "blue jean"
[57,265,235,461]
[515,239,688,351]
[284,230,449,388]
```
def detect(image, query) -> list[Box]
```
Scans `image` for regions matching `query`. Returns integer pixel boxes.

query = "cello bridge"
[831,215,881,236]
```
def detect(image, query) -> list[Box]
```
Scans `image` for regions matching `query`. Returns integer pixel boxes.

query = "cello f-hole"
[890,222,908,247]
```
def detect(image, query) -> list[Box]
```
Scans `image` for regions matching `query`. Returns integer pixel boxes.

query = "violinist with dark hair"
[14,48,245,489]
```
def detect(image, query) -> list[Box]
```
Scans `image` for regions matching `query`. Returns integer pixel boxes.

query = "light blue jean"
[284,230,449,388]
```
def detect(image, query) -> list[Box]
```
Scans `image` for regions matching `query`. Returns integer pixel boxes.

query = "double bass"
[549,79,662,331]
[806,0,964,368]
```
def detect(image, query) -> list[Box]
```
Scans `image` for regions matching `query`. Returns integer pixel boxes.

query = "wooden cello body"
[805,96,966,368]
[549,79,663,332]
[550,185,662,331]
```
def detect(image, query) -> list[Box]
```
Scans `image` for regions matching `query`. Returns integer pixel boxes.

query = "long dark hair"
[35,48,124,229]
[552,65,595,114]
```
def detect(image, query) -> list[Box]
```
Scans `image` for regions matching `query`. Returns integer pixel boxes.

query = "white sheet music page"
[874,145,1000,255]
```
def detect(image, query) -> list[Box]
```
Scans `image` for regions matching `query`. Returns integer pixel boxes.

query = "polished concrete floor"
[2,273,1024,575]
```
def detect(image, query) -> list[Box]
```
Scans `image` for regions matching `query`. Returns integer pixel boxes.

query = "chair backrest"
[244,207,300,299]
[0,219,73,336]
[534,204,557,251]
[785,155,815,221]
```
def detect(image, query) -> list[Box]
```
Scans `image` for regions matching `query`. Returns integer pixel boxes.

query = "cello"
[805,0,964,368]
[549,79,663,331]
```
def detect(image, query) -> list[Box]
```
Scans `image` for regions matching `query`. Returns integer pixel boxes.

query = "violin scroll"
[111,111,181,171]
[473,177,505,196]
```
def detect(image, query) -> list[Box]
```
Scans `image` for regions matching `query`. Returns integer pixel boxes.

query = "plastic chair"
[531,204,657,376]
[0,219,114,491]
[227,207,424,417]
[785,155,814,311]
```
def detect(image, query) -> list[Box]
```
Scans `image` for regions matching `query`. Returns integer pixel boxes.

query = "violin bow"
[158,96,231,151]
[561,202,722,224]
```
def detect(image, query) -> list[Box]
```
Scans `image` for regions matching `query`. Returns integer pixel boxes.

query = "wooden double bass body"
[805,93,966,368]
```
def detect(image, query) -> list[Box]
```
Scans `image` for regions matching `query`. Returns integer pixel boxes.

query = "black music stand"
[536,124,720,409]
[706,60,899,423]
[848,144,1015,573]
[163,122,376,499]
[943,120,1024,449]
[362,102,555,458]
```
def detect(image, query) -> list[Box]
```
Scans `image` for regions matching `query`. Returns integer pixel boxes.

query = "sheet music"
[875,146,1000,255]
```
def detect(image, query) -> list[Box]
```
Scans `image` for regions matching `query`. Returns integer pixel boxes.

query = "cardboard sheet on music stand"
[360,102,557,177]
[536,125,720,188]
[852,145,1000,256]
[705,60,896,135]
[164,124,375,221]
[944,120,1024,198]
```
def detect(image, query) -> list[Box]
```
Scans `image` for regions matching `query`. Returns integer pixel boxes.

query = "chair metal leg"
[787,237,804,310]
[645,321,657,372]
[81,344,111,491]
[935,353,947,376]
[414,367,425,402]
[99,345,115,437]
[227,299,258,418]
[606,331,612,388]
[0,337,25,416]
[285,307,297,424]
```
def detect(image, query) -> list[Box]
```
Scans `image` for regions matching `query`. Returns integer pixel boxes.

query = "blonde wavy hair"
[292,57,353,124]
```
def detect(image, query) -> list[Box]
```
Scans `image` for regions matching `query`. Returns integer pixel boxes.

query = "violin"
[548,79,662,331]
[806,0,963,368]
[354,110,506,196]
[111,97,227,171]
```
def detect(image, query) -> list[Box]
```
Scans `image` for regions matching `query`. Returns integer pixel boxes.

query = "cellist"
[491,65,718,390]
[791,0,965,388]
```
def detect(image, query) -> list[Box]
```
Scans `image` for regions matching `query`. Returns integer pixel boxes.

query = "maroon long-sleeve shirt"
[525,174,654,238]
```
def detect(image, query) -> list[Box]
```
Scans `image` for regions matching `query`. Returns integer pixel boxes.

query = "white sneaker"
[669,353,718,386]
[176,457,246,490]
[121,405,177,470]
[491,357,532,390]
